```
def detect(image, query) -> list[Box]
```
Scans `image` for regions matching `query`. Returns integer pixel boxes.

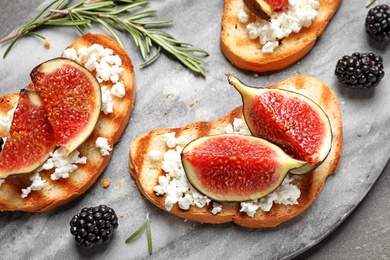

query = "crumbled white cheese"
[101,85,114,114]
[239,175,301,217]
[111,82,125,98]
[95,137,112,156]
[62,48,78,61]
[239,0,320,53]
[238,8,249,23]
[40,148,87,181]
[0,106,16,132]
[225,118,251,135]
[163,133,188,149]
[211,202,223,215]
[21,172,47,198]
[149,150,162,161]
[62,43,126,114]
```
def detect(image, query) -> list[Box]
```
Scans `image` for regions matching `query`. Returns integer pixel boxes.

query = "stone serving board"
[0,1,389,259]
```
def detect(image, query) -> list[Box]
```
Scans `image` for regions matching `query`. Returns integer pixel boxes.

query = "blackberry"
[335,52,384,89]
[69,205,119,248]
[365,4,390,42]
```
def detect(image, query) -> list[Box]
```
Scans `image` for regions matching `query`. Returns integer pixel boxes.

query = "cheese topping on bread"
[0,42,124,198]
[239,0,319,53]
[151,118,301,217]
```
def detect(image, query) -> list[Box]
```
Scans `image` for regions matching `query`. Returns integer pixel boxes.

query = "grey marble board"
[0,1,389,259]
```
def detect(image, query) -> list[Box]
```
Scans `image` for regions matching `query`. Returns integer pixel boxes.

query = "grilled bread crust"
[129,76,342,228]
[220,0,342,72]
[0,33,135,212]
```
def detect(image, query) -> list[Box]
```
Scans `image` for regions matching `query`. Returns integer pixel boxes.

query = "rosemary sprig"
[125,213,153,255]
[0,0,209,76]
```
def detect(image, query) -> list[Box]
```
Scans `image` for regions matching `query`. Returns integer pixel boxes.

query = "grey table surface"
[0,0,389,259]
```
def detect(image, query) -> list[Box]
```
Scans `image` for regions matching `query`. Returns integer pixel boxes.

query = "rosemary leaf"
[125,219,147,243]
[140,46,160,67]
[366,0,376,8]
[146,214,153,255]
[2,37,20,59]
[125,213,153,255]
[126,10,157,21]
[46,18,90,26]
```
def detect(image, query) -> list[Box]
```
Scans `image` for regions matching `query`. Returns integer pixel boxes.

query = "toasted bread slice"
[0,33,135,212]
[129,76,342,228]
[220,0,342,72]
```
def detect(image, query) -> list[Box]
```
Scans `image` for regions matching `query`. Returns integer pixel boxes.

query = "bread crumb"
[253,73,259,78]
[225,68,231,76]
[100,178,111,188]
[297,69,301,74]
[120,212,125,218]
[131,180,136,187]
[189,101,195,107]
[43,40,50,49]
[118,180,123,187]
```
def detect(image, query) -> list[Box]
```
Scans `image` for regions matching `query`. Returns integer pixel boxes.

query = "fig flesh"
[31,58,102,155]
[228,76,333,174]
[0,90,56,178]
[181,134,306,202]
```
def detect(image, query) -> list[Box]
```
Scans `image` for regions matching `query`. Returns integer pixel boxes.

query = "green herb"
[125,213,153,255]
[366,0,376,8]
[0,0,209,76]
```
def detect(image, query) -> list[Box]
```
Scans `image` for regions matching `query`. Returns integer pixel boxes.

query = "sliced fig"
[181,134,306,202]
[0,90,56,178]
[228,76,333,174]
[244,0,272,20]
[31,58,102,155]
[244,0,289,20]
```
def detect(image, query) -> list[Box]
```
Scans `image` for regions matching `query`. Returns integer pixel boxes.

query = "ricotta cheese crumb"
[40,148,87,181]
[225,118,251,135]
[239,175,300,217]
[111,81,125,98]
[101,85,114,114]
[0,106,16,132]
[21,172,47,198]
[149,150,162,161]
[95,137,112,156]
[211,202,223,215]
[239,0,320,53]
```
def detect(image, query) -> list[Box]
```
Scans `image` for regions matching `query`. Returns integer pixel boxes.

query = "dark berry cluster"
[365,4,390,42]
[70,205,119,248]
[335,52,384,89]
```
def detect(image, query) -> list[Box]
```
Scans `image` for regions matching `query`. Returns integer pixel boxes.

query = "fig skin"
[181,134,307,202]
[228,75,333,174]
[243,0,272,21]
